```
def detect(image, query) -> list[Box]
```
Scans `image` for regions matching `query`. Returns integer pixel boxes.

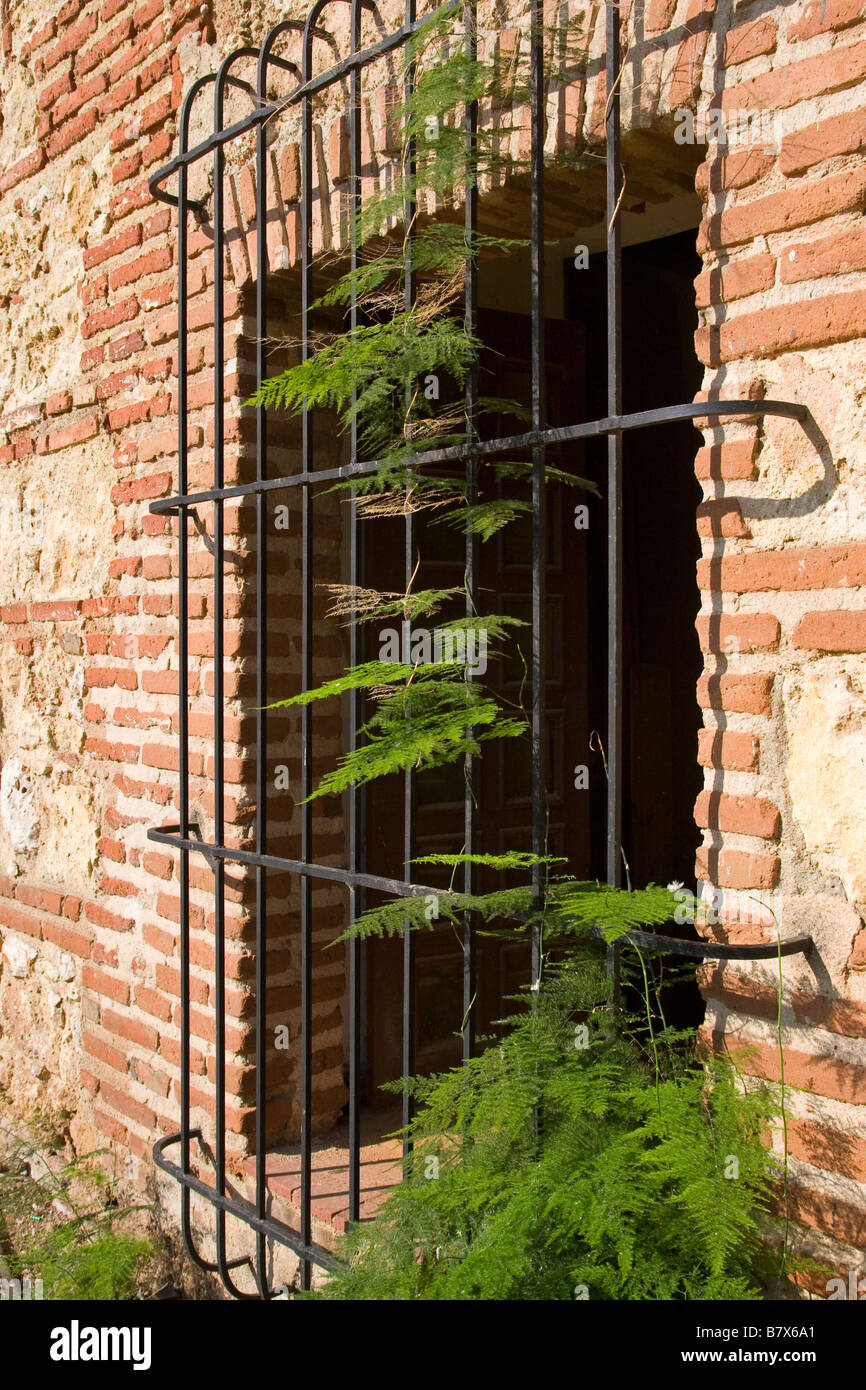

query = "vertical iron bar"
[605,2,623,995]
[347,0,364,1225]
[529,0,546,987]
[212,69,230,1290]
[401,0,417,1157]
[177,92,192,1258]
[462,0,478,1061]
[173,74,227,1281]
[210,52,259,1303]
[298,10,322,1293]
[254,43,270,1299]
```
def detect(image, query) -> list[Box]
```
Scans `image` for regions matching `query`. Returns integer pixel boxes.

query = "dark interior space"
[565,228,705,893]
[358,228,706,1101]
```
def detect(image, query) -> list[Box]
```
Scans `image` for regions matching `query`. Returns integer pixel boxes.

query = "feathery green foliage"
[312,953,779,1301]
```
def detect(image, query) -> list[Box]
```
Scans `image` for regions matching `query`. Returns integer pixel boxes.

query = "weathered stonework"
[0,0,864,1281]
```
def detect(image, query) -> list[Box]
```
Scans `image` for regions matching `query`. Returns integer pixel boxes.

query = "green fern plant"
[311,950,780,1301]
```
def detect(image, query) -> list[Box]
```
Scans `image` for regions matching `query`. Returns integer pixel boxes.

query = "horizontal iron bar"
[149,4,459,207]
[584,925,814,961]
[149,399,808,515]
[153,1132,342,1272]
[147,824,443,900]
[148,828,813,961]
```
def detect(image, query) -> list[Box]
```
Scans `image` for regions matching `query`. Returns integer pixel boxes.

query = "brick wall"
[0,0,864,1274]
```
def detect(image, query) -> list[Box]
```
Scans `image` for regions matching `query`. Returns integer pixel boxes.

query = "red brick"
[83,962,129,1005]
[41,12,98,74]
[134,984,173,1022]
[694,438,758,481]
[695,846,780,889]
[100,874,138,899]
[83,1029,128,1073]
[113,151,143,184]
[45,390,72,416]
[98,836,126,863]
[140,91,172,134]
[98,74,139,117]
[696,146,775,193]
[699,169,866,253]
[698,543,866,593]
[84,900,135,932]
[781,226,866,285]
[16,884,63,915]
[109,330,146,362]
[77,18,134,76]
[696,498,751,538]
[111,471,171,504]
[696,671,773,715]
[27,18,57,52]
[722,14,777,65]
[99,1080,157,1130]
[694,790,781,839]
[84,224,142,269]
[139,426,195,461]
[81,344,106,370]
[781,109,866,177]
[704,1027,866,1106]
[42,919,92,958]
[134,0,164,29]
[787,0,866,42]
[694,253,775,308]
[156,892,204,931]
[46,415,98,451]
[45,106,99,158]
[109,246,172,291]
[85,665,139,690]
[697,729,760,771]
[142,131,172,166]
[695,613,780,652]
[721,38,866,114]
[39,70,74,111]
[143,851,173,880]
[102,1006,159,1052]
[82,297,139,339]
[0,149,46,195]
[792,609,866,651]
[53,72,108,124]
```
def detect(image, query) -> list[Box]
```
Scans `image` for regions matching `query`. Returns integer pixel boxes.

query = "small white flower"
[667,880,684,893]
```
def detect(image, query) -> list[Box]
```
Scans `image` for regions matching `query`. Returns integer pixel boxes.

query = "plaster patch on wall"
[785,666,866,912]
[1,934,37,979]
[0,756,39,853]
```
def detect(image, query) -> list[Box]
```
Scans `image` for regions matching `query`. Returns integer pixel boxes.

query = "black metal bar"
[298,0,332,1295]
[248,16,303,1303]
[462,0,478,1063]
[583,927,815,962]
[176,73,200,1280]
[148,825,447,900]
[401,0,418,1165]
[347,0,365,1229]
[529,0,546,989]
[213,48,262,1303]
[605,1,623,1001]
[149,400,811,514]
